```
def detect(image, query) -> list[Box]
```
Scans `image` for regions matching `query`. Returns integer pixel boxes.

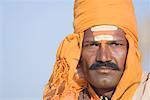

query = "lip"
[95,66,115,73]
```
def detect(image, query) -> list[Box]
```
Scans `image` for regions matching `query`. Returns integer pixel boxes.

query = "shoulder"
[133,72,150,100]
[140,72,150,83]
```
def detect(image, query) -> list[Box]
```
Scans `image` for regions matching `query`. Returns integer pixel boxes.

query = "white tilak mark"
[91,25,118,32]
[94,35,113,41]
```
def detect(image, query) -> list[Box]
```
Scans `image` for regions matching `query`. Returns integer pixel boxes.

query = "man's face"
[79,28,128,90]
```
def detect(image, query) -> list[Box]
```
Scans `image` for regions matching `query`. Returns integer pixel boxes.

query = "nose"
[96,43,112,62]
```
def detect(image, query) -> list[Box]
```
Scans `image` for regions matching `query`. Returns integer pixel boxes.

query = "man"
[44,0,150,100]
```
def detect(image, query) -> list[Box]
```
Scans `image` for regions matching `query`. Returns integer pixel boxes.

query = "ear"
[77,63,81,68]
[77,58,82,68]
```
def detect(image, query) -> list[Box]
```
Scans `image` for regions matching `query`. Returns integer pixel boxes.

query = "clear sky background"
[0,0,150,100]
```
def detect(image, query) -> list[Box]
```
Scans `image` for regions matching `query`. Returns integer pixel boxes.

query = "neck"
[91,84,115,98]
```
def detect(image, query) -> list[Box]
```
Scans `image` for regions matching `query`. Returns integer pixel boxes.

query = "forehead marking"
[94,35,113,41]
[91,25,118,32]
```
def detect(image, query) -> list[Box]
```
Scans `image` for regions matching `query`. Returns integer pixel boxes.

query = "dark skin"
[78,28,128,99]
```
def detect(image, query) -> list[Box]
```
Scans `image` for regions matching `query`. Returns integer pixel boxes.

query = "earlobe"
[77,63,81,68]
[77,58,82,68]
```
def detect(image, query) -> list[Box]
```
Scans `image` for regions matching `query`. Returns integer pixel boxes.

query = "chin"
[89,75,120,89]
[98,79,116,89]
[87,70,122,89]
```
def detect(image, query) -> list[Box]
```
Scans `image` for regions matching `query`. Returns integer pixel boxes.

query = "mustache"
[89,61,119,70]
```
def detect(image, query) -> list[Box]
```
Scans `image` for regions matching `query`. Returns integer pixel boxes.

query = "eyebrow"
[107,40,127,42]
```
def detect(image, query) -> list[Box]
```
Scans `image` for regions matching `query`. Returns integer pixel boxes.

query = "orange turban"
[44,0,142,99]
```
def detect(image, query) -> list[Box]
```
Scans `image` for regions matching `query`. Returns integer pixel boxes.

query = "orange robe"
[43,0,143,99]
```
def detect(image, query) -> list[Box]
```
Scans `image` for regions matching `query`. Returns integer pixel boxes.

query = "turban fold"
[44,0,142,99]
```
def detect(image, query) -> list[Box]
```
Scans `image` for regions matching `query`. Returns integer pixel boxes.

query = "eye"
[108,42,123,46]
[83,42,100,48]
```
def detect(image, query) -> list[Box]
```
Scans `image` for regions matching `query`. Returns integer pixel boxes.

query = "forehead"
[83,28,126,41]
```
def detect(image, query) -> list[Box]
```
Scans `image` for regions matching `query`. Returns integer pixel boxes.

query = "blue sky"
[0,0,150,100]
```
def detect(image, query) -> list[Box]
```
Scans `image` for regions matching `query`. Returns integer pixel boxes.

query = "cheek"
[80,50,97,75]
[81,50,97,64]
[112,48,127,70]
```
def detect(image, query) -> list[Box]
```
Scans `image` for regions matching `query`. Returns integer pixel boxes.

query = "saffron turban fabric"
[43,0,142,99]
